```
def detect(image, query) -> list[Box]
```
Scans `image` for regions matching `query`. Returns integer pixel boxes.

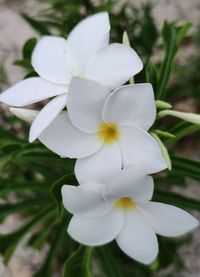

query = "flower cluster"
[0,12,198,264]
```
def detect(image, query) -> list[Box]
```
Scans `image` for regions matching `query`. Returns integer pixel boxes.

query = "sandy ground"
[0,0,200,276]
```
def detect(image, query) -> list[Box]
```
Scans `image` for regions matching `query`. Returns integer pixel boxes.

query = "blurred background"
[0,0,200,276]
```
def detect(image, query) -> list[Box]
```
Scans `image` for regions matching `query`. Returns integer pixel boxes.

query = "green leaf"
[0,180,50,195]
[13,59,32,69]
[96,245,125,277]
[157,22,192,100]
[23,38,37,60]
[28,220,55,250]
[171,156,200,182]
[0,198,51,222]
[0,206,54,264]
[154,130,175,139]
[34,213,69,277]
[155,175,186,188]
[0,126,20,141]
[62,245,92,277]
[146,59,158,90]
[51,173,76,207]
[158,236,190,271]
[21,13,51,35]
[0,141,24,154]
[154,189,200,211]
[165,121,200,145]
[24,71,38,79]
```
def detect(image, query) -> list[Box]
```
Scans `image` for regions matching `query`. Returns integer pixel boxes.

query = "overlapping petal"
[66,12,110,73]
[102,83,156,130]
[32,37,71,84]
[68,211,124,246]
[39,113,102,158]
[138,202,199,237]
[75,143,121,184]
[29,94,67,142]
[104,166,154,201]
[62,183,112,217]
[118,126,167,173]
[67,77,109,133]
[86,43,143,90]
[0,77,67,106]
[116,210,158,264]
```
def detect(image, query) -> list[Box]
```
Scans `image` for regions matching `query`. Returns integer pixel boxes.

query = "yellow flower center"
[97,123,120,144]
[114,197,136,211]
[73,69,86,78]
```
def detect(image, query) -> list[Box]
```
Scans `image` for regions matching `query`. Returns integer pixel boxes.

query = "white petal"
[119,126,167,174]
[68,211,124,246]
[32,37,71,84]
[67,77,109,133]
[66,12,110,72]
[39,113,102,158]
[138,202,199,237]
[29,94,67,142]
[103,83,156,131]
[86,43,143,90]
[75,143,121,184]
[10,108,38,123]
[104,166,154,201]
[116,210,158,264]
[62,183,112,217]
[0,77,67,107]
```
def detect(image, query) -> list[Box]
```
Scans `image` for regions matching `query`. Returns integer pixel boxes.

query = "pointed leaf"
[62,246,92,277]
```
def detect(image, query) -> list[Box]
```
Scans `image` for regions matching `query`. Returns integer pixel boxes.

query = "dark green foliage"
[62,246,92,277]
[0,0,199,276]
[156,22,192,100]
[34,212,69,277]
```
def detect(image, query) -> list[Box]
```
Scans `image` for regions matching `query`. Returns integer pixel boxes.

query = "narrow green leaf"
[13,59,32,69]
[176,22,192,46]
[62,246,92,277]
[96,245,125,277]
[165,121,200,145]
[34,213,69,277]
[155,175,186,187]
[146,60,158,90]
[24,71,38,79]
[0,207,54,264]
[157,22,192,100]
[171,156,200,182]
[154,130,175,139]
[23,38,37,60]
[154,189,200,211]
[0,180,50,194]
[51,173,76,207]
[0,126,20,140]
[21,13,51,35]
[0,198,51,222]
[28,220,55,250]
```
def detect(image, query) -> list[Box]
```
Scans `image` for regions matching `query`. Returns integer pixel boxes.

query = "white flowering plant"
[0,1,200,276]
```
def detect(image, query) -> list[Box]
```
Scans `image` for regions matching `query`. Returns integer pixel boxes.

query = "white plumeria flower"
[38,77,167,182]
[61,166,199,264]
[0,12,143,142]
